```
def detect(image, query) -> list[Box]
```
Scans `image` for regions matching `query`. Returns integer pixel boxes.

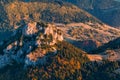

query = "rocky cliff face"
[0,22,63,68]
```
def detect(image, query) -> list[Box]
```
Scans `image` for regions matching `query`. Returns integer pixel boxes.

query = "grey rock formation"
[0,22,63,68]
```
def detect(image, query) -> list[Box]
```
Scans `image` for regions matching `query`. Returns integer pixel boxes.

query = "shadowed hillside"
[91,37,120,53]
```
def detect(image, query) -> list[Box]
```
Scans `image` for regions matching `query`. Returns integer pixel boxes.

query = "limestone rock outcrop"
[0,22,63,68]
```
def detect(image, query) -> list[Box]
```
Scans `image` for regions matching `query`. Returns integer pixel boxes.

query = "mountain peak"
[0,22,64,67]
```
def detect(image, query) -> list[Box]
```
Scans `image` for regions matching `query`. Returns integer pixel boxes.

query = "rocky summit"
[0,22,63,68]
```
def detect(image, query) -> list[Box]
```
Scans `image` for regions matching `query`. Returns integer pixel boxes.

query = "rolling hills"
[57,22,120,52]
